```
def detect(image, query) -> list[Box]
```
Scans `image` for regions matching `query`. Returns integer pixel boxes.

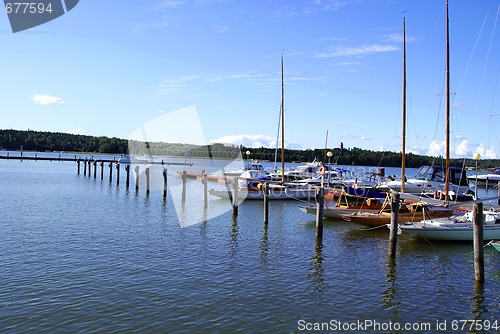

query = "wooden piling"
[77,159,81,174]
[263,182,269,224]
[83,159,87,175]
[125,165,130,188]
[108,162,113,182]
[388,192,400,258]
[181,171,187,202]
[88,160,92,178]
[93,161,97,178]
[473,202,484,283]
[100,161,104,180]
[315,187,324,240]
[203,174,208,209]
[163,169,168,198]
[116,163,120,185]
[145,167,150,194]
[232,177,239,216]
[134,166,140,192]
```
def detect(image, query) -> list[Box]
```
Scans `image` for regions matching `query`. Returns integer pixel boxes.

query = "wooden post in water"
[109,162,113,183]
[77,159,81,174]
[134,166,140,192]
[473,202,484,283]
[232,177,239,216]
[116,163,120,185]
[83,159,87,176]
[497,181,500,205]
[88,160,92,178]
[389,191,400,258]
[263,182,269,225]
[100,161,104,180]
[93,161,97,178]
[315,187,324,240]
[145,167,150,194]
[125,165,130,188]
[163,169,168,198]
[181,171,187,202]
[203,174,208,209]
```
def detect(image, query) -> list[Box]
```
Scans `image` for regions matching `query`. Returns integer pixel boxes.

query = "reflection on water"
[469,282,487,320]
[309,239,325,297]
[383,258,400,314]
[1,159,500,332]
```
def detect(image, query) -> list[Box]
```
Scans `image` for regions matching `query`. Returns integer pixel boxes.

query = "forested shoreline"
[0,129,497,169]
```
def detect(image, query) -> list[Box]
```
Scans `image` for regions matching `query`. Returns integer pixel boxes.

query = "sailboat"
[394,0,500,241]
[377,14,472,200]
[209,54,316,200]
[300,19,452,223]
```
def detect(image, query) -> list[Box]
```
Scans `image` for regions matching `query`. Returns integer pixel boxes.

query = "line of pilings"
[386,191,486,283]
[312,187,488,283]
[77,159,173,200]
[76,159,211,207]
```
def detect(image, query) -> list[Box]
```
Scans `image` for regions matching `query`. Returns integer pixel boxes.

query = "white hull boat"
[392,210,500,241]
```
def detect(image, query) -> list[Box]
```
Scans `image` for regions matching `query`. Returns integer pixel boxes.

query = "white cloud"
[68,127,84,135]
[455,139,469,157]
[153,0,186,10]
[426,139,497,159]
[316,44,399,58]
[31,94,65,105]
[474,144,496,159]
[155,75,200,97]
[428,140,445,156]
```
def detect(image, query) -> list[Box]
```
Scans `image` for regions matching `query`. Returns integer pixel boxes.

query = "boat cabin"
[414,165,469,187]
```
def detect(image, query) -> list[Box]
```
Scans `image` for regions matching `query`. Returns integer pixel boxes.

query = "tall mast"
[444,0,450,202]
[281,53,285,187]
[401,16,407,193]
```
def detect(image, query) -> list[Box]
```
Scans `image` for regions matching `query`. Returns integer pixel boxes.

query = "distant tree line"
[0,129,128,153]
[0,129,498,169]
[244,146,500,169]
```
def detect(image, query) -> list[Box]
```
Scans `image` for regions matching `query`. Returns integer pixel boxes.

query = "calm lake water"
[0,152,499,333]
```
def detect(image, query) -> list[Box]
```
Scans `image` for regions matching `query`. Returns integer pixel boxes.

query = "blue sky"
[1,0,499,159]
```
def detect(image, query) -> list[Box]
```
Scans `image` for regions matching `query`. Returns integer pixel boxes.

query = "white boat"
[237,170,272,189]
[293,167,355,187]
[280,160,323,181]
[393,210,500,241]
[223,161,268,178]
[378,165,472,200]
[467,168,500,189]
[117,154,149,164]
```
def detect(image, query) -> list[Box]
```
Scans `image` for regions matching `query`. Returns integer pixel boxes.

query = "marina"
[0,152,499,333]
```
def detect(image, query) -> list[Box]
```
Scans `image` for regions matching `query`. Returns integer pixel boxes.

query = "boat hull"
[398,225,500,241]
[209,187,316,200]
[340,207,452,228]
[299,205,380,219]
[492,242,500,252]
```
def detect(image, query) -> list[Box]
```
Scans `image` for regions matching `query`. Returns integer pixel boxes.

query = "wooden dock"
[0,154,193,166]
